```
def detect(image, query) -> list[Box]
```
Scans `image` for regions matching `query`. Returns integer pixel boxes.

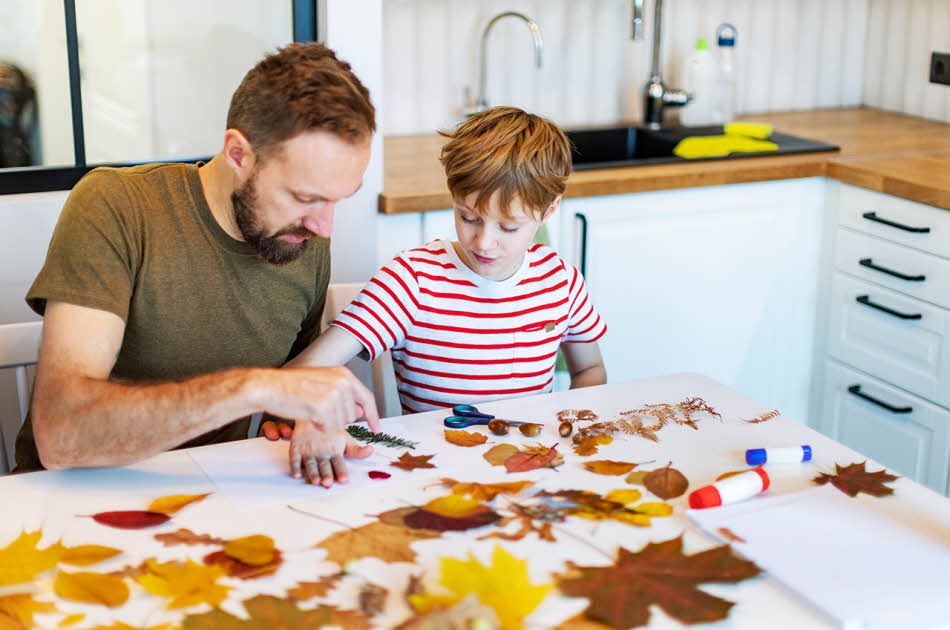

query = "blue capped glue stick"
[745,445,812,466]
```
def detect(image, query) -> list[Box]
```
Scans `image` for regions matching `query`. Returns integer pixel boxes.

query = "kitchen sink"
[565,125,839,170]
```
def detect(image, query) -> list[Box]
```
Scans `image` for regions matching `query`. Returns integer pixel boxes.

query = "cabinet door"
[821,359,949,495]
[566,179,825,423]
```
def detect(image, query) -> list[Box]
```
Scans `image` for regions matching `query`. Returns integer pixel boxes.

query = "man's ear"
[541,195,562,224]
[221,129,256,179]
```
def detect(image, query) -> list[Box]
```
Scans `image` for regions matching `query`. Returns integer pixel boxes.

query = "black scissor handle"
[855,295,922,320]
[848,384,913,414]
[859,258,926,282]
[862,211,931,234]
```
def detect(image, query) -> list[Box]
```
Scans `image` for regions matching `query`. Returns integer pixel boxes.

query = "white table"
[2,373,949,629]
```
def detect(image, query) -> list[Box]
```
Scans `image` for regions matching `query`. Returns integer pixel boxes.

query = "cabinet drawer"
[821,359,949,495]
[837,185,950,258]
[834,227,950,310]
[828,272,950,407]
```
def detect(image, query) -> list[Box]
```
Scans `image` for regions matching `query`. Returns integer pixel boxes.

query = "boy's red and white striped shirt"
[330,239,606,414]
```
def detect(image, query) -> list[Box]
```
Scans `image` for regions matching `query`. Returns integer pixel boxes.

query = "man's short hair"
[227,42,376,161]
[439,106,572,221]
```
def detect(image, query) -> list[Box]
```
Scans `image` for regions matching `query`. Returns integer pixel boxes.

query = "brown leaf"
[108,560,152,580]
[401,496,501,532]
[358,582,387,616]
[557,409,599,424]
[583,460,638,476]
[53,571,130,608]
[717,528,747,544]
[643,463,689,500]
[60,545,121,566]
[715,467,760,482]
[625,470,648,485]
[154,529,224,547]
[287,572,344,602]
[315,521,441,565]
[392,452,437,471]
[742,410,780,424]
[147,493,212,515]
[483,443,519,466]
[572,435,613,456]
[813,461,899,498]
[439,478,533,501]
[505,443,562,473]
[181,594,330,629]
[325,606,375,630]
[443,429,488,447]
[555,613,614,629]
[557,535,761,628]
[203,549,283,580]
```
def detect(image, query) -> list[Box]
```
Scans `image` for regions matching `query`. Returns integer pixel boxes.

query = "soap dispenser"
[680,38,716,126]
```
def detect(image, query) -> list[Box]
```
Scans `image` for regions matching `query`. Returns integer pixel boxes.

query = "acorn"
[558,421,573,437]
[519,423,542,437]
[488,419,510,435]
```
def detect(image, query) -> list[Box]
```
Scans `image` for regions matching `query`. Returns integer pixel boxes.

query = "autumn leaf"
[603,489,642,505]
[398,593,501,629]
[444,430,488,447]
[396,497,501,532]
[625,470,648,485]
[536,489,670,528]
[88,511,171,530]
[0,594,56,629]
[483,444,519,466]
[88,623,177,630]
[557,535,762,628]
[325,606,375,630]
[717,528,747,544]
[813,461,899,497]
[358,582,387,616]
[154,529,225,547]
[60,545,122,566]
[556,409,599,424]
[742,410,780,424]
[147,493,212,515]
[136,559,231,609]
[54,571,129,608]
[583,461,638,476]
[0,530,64,586]
[223,535,274,566]
[715,467,760,482]
[504,443,562,473]
[411,546,551,630]
[643,463,689,500]
[555,614,613,629]
[181,594,330,629]
[315,521,441,565]
[204,549,283,580]
[58,613,85,627]
[439,478,533,501]
[572,435,612,456]
[392,452,437,471]
[287,572,345,601]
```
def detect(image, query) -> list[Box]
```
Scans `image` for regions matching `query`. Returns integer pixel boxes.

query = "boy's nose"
[474,229,496,252]
[303,205,334,238]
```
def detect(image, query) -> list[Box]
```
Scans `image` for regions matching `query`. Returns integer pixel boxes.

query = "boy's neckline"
[444,239,530,289]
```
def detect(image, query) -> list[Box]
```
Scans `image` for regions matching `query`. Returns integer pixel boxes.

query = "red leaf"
[505,444,562,473]
[89,511,171,529]
[369,471,391,480]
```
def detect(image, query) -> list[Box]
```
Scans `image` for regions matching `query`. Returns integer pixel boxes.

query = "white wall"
[864,0,950,122]
[383,0,870,136]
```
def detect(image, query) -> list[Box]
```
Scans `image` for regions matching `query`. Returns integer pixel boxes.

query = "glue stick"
[688,468,770,509]
[745,445,812,466]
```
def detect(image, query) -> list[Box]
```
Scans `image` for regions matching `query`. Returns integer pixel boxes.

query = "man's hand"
[289,421,374,487]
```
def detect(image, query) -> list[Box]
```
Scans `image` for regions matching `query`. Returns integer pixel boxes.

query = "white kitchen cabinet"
[561,178,827,425]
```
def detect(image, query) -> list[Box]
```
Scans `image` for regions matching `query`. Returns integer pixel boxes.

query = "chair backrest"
[0,321,42,472]
[322,283,401,419]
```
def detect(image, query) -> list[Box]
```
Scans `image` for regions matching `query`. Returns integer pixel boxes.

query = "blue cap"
[746,448,767,466]
[802,445,813,462]
[717,23,737,47]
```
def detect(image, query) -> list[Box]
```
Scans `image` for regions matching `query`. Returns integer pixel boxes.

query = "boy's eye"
[500,225,520,233]
[460,214,480,224]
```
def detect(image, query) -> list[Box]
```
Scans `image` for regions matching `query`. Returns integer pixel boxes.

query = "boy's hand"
[260,419,294,440]
[288,421,374,488]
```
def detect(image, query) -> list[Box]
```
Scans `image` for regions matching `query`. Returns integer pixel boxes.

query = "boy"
[288,106,606,485]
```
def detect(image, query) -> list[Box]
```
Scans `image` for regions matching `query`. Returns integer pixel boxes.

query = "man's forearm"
[33,367,263,469]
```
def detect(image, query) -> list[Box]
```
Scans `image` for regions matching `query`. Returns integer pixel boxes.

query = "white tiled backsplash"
[384,0,950,136]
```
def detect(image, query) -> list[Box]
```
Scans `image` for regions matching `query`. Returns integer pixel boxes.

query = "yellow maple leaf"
[136,560,230,609]
[223,535,274,566]
[0,593,57,628]
[147,493,212,515]
[413,546,551,630]
[603,489,642,505]
[0,531,65,586]
[60,545,122,567]
[633,502,673,517]
[59,613,85,627]
[54,571,129,608]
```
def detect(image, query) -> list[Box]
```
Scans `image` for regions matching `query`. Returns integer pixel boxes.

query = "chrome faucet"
[467,11,543,114]
[633,0,690,129]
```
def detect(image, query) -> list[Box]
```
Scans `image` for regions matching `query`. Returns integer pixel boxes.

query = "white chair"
[0,321,42,473]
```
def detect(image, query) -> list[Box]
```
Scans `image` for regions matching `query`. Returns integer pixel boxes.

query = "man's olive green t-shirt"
[15,163,330,471]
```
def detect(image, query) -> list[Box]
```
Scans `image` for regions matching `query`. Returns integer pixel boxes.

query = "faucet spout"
[476,11,544,111]
[642,0,690,129]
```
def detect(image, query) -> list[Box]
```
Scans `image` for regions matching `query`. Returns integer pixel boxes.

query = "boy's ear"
[541,195,562,224]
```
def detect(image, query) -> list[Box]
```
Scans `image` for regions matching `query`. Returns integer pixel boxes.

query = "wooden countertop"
[381,108,950,214]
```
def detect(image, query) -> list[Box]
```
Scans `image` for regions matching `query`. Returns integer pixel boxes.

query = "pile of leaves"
[482,443,563,473]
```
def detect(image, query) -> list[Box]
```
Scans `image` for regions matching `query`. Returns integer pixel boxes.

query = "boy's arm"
[286,326,365,368]
[561,341,607,389]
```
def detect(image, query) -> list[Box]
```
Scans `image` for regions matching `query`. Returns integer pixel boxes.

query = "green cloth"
[14,163,330,472]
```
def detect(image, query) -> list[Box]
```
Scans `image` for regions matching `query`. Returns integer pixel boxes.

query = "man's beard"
[232,171,310,265]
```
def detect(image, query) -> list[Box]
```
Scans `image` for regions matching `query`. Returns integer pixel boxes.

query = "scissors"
[443,404,533,429]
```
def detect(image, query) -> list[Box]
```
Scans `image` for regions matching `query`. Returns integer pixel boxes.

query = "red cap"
[689,484,723,509]
[753,466,770,490]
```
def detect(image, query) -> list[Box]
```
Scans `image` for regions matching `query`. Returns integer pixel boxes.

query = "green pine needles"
[346,424,417,449]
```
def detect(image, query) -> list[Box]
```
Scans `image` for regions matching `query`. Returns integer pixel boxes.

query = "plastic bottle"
[679,38,717,126]
[713,23,738,124]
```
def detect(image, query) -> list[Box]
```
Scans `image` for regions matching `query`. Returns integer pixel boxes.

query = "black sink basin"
[565,125,839,171]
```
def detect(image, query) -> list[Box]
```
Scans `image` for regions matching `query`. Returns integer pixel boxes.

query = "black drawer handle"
[855,295,922,320]
[848,384,913,414]
[859,258,926,282]
[862,211,931,233]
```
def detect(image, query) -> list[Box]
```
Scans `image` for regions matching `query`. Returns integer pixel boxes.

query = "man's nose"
[303,205,334,238]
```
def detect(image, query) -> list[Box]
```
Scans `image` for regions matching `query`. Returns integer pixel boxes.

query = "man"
[14,42,379,487]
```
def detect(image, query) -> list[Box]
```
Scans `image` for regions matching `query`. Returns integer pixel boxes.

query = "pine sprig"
[346,424,417,449]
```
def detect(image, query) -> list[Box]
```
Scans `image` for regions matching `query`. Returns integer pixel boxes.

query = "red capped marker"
[689,468,770,509]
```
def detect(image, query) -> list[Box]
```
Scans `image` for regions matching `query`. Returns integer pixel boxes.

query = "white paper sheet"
[189,420,442,510]
[688,485,950,630]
